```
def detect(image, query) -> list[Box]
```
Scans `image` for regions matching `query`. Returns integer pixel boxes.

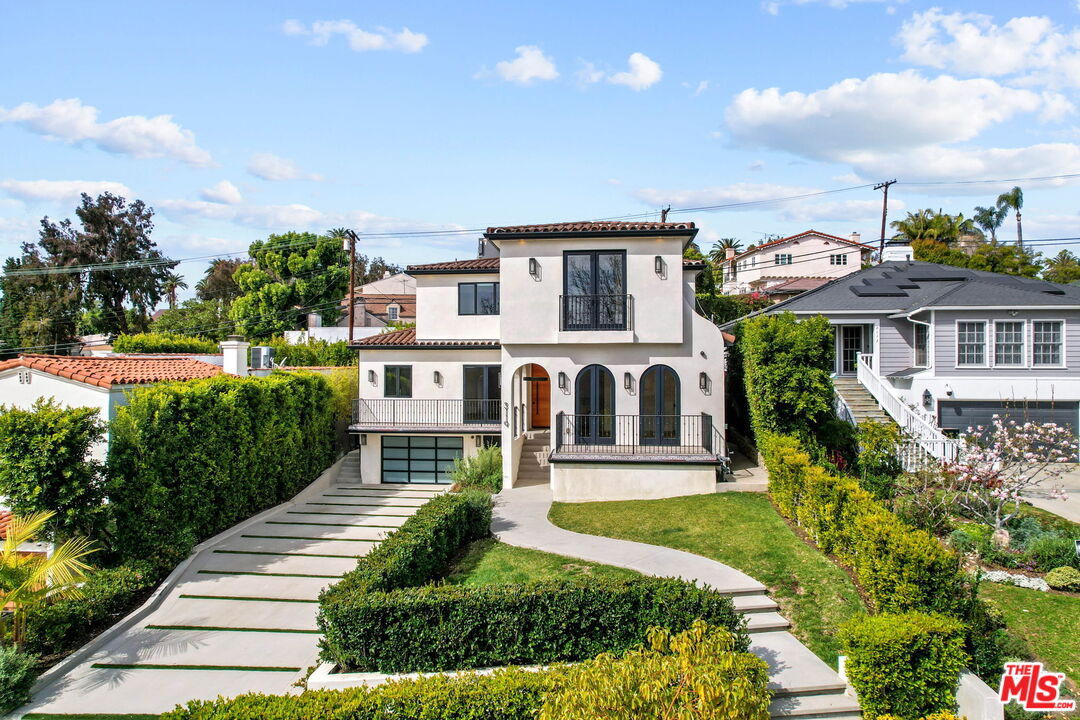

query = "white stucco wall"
[0,369,116,461]
[358,348,503,401]
[551,462,717,502]
[723,234,868,294]
[414,272,501,342]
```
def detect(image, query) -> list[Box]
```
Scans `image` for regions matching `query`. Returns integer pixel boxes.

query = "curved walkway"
[492,483,862,720]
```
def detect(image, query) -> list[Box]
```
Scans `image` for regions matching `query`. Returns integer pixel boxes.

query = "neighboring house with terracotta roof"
[0,354,224,460]
[347,220,728,502]
[290,273,418,345]
[721,230,874,296]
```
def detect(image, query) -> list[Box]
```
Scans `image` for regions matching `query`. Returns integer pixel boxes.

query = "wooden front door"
[528,364,550,428]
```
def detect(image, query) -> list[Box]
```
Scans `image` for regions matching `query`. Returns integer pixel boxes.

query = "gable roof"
[0,354,224,389]
[349,327,500,350]
[406,258,501,274]
[734,230,876,261]
[484,220,696,239]
[341,294,417,318]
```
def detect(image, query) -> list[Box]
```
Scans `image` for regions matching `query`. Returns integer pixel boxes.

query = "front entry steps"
[516,429,551,487]
[833,377,890,424]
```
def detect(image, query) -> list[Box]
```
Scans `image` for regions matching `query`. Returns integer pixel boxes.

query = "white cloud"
[726,71,1047,161]
[844,142,1080,183]
[764,0,904,14]
[694,80,709,96]
[0,179,133,204]
[897,9,1080,88]
[576,61,604,85]
[0,98,213,166]
[200,180,243,205]
[246,152,322,182]
[608,52,662,91]
[777,198,905,223]
[485,46,559,86]
[634,182,819,208]
[282,19,428,53]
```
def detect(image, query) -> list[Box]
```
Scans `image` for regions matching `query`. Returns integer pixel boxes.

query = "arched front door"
[574,365,615,445]
[640,365,680,445]
[528,364,550,429]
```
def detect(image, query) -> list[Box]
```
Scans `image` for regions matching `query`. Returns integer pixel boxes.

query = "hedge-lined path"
[492,484,862,720]
[19,453,446,718]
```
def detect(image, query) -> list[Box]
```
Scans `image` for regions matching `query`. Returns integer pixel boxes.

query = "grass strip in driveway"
[145,624,320,634]
[549,492,866,667]
[177,594,318,603]
[90,663,300,672]
[197,570,342,579]
[981,583,1080,688]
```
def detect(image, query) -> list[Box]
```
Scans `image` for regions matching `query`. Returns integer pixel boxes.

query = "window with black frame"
[458,282,500,315]
[384,365,412,398]
[562,250,627,330]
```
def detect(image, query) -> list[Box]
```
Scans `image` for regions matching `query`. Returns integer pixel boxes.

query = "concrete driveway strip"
[19,454,445,717]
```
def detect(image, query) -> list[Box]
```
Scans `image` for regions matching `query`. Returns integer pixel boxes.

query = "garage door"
[381,436,463,484]
[938,401,1078,437]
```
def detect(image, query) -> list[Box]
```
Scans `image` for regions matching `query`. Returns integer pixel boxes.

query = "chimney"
[849,232,861,244]
[725,247,736,261]
[383,270,391,279]
[220,335,250,377]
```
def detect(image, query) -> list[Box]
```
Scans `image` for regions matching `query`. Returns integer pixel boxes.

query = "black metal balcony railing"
[351,398,501,427]
[559,294,632,331]
[554,412,721,456]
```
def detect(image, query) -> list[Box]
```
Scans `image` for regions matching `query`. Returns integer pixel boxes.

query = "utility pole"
[346,229,357,345]
[660,205,670,222]
[874,179,897,260]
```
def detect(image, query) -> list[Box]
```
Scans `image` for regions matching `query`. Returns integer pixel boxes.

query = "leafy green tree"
[966,241,1041,277]
[0,253,82,356]
[229,232,348,338]
[996,186,1024,246]
[152,298,235,340]
[1043,249,1080,284]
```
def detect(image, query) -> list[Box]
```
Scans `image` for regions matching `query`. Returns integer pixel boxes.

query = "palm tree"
[0,511,96,647]
[161,272,188,310]
[973,205,1007,243]
[996,186,1024,247]
[1044,249,1080,284]
[892,209,981,245]
[708,238,743,265]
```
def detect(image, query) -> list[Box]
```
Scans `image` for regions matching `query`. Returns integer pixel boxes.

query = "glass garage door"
[381,436,463,484]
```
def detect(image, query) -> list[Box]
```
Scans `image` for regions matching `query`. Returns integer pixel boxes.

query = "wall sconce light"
[624,372,633,391]
[558,371,568,391]
[433,370,442,386]
[368,369,376,383]
[922,389,933,409]
[944,383,954,397]
[699,372,711,393]
[529,258,540,279]
[654,255,665,277]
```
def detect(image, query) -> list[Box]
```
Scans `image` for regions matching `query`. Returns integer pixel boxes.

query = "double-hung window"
[387,304,400,321]
[829,254,848,266]
[384,365,412,398]
[775,253,792,265]
[956,321,986,366]
[994,321,1025,366]
[1033,321,1064,366]
[913,323,929,368]
[458,282,500,315]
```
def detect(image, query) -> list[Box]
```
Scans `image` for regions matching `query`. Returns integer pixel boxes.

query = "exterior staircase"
[339,449,361,483]
[833,377,890,424]
[515,429,551,486]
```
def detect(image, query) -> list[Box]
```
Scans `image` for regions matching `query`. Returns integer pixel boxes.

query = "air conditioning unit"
[250,346,276,369]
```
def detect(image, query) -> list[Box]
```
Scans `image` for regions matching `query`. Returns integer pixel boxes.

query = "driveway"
[1024,464,1080,524]
[20,452,443,717]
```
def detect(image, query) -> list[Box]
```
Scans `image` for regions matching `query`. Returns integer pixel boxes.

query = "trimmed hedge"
[108,371,336,566]
[263,336,356,367]
[840,611,968,720]
[321,577,748,673]
[161,668,562,720]
[113,332,219,354]
[25,561,160,658]
[761,433,966,616]
[0,646,37,714]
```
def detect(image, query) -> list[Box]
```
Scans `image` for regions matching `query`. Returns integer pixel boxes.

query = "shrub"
[840,611,968,720]
[326,368,359,424]
[113,332,218,354]
[1028,536,1079,571]
[25,561,159,658]
[107,371,336,566]
[540,620,770,720]
[262,336,356,367]
[0,646,37,713]
[960,595,1009,683]
[161,667,561,720]
[1005,515,1050,550]
[1045,565,1080,592]
[321,577,747,673]
[947,529,974,554]
[451,445,503,493]
[0,399,106,540]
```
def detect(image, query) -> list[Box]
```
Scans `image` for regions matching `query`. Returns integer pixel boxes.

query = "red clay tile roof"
[734,230,875,261]
[340,294,418,319]
[485,220,695,236]
[0,354,224,389]
[406,258,501,273]
[350,327,500,349]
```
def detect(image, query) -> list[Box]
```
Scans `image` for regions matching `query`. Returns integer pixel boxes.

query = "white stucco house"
[348,220,729,502]
[290,272,418,345]
[721,230,875,296]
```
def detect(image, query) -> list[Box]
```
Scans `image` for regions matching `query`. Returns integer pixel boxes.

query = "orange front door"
[528,364,550,429]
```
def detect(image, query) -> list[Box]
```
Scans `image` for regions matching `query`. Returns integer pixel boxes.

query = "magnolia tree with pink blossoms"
[947,414,1075,533]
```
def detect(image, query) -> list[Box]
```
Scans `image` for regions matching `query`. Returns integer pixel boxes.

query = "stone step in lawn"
[769,691,862,719]
[745,612,791,632]
[750,631,848,697]
[732,594,779,614]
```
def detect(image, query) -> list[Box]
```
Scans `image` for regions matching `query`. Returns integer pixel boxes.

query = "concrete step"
[732,594,778,613]
[745,612,791,632]
[297,502,417,516]
[751,631,849,698]
[769,692,862,718]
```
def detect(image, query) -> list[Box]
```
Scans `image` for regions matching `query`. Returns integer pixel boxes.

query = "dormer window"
[387,304,400,321]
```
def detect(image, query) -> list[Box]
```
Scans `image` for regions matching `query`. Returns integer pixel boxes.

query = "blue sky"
[2,0,1079,300]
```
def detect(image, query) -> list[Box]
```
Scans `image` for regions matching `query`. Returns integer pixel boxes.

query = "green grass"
[981,582,1080,687]
[549,492,866,667]
[444,538,639,586]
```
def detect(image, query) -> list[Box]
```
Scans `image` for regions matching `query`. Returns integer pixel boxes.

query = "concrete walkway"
[492,484,861,719]
[19,453,444,717]
[1023,464,1080,524]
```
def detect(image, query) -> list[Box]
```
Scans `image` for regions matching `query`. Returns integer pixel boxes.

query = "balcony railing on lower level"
[351,398,501,429]
[559,294,633,331]
[554,412,723,457]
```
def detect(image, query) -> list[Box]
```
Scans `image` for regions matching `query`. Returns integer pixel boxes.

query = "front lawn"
[444,538,639,586]
[981,582,1080,688]
[549,492,866,667]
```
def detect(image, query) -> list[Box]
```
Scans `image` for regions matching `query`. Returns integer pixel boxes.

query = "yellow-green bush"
[113,332,219,354]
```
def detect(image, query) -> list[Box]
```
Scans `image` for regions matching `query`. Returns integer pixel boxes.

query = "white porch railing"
[856,353,962,467]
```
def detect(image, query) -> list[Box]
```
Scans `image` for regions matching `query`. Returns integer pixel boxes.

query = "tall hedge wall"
[108,371,336,565]
[113,332,219,354]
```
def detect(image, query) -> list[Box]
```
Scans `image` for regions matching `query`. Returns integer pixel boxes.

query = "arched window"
[640,365,680,445]
[574,365,615,445]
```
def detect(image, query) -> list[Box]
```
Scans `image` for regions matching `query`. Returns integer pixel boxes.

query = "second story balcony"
[351,398,501,433]
[559,294,633,332]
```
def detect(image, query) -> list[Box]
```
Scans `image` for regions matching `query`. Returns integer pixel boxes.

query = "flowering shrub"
[947,415,1076,532]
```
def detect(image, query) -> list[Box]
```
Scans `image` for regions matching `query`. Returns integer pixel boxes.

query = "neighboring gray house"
[737,241,1080,450]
